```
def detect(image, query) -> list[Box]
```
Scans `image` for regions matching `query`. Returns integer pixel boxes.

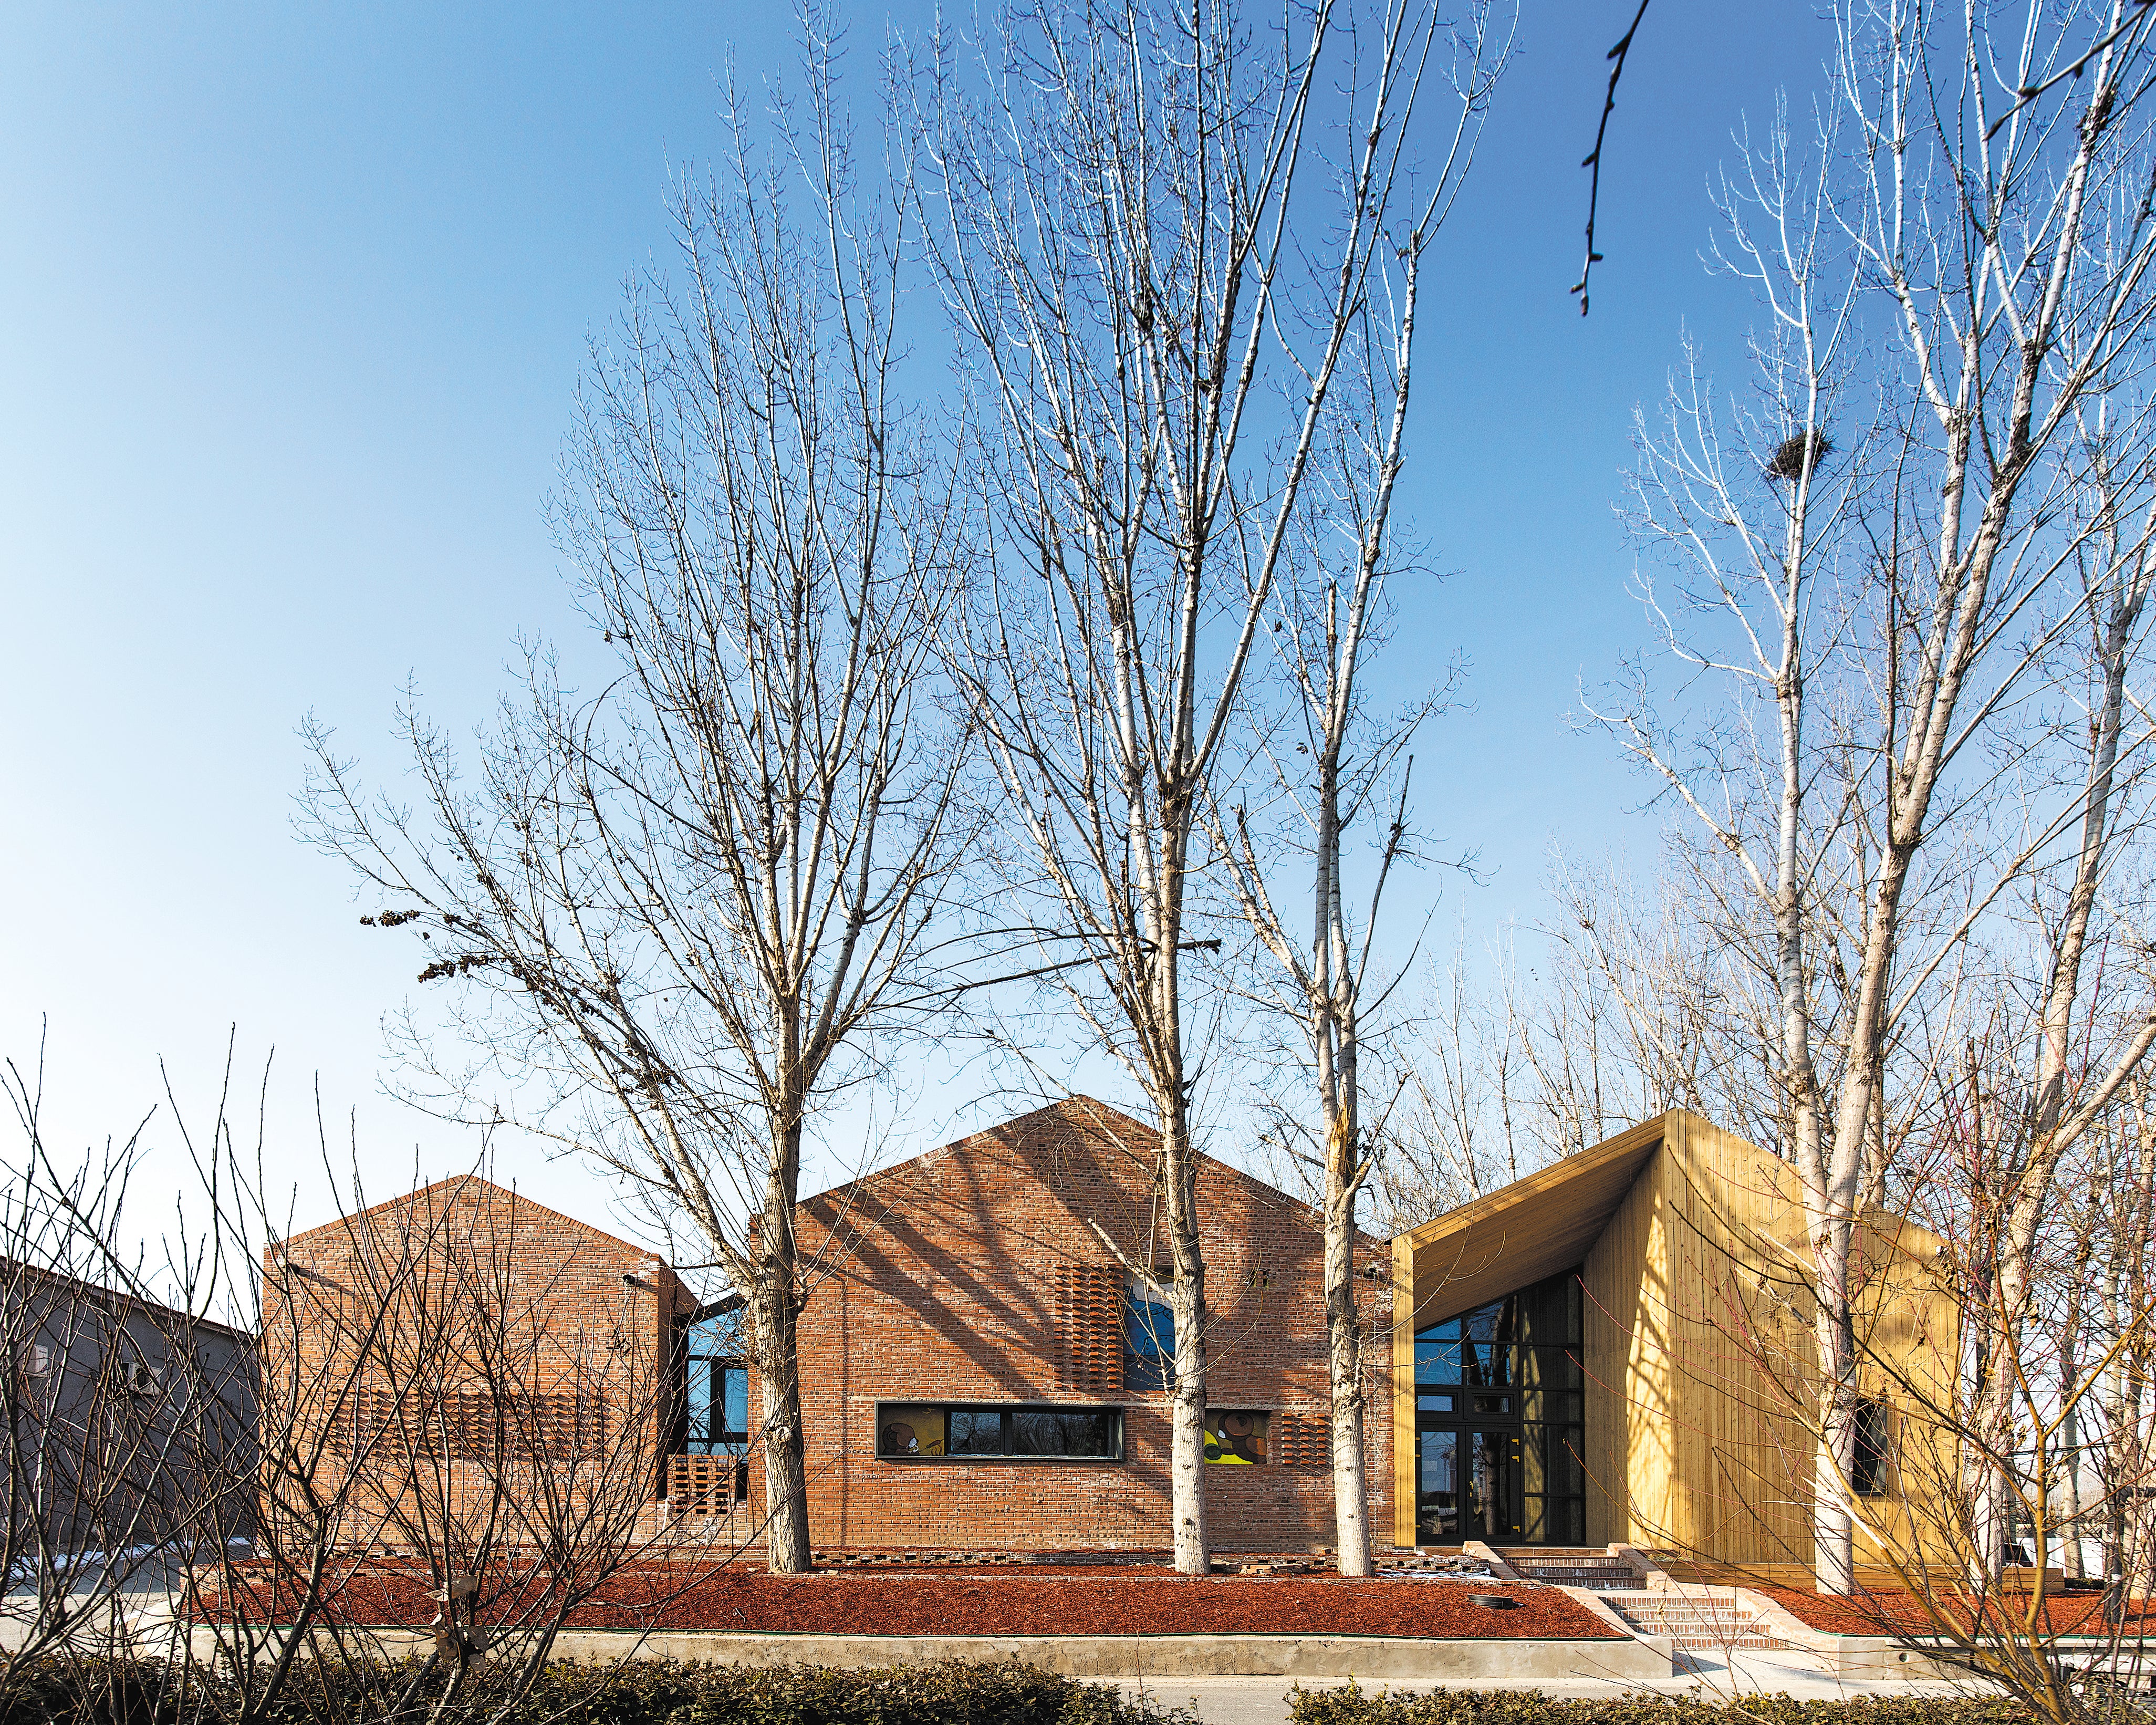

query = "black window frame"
[873,1401,1126,1463]
[1414,1267,1587,1546]
[676,1302,752,1458]
[1851,1396,1892,1497]
[1203,1408,1271,1464]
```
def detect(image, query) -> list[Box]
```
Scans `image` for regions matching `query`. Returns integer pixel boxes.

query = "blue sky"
[0,2,1831,1258]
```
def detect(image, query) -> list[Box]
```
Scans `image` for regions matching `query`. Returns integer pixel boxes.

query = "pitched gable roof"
[280,1173,648,1260]
[805,1093,1335,1227]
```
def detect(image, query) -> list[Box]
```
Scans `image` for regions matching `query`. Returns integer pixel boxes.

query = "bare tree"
[1594,0,2156,1592]
[0,1065,258,1709]
[0,1030,756,1725]
[916,0,1486,1574]
[244,1170,690,1720]
[1749,1079,2156,1725]
[1377,934,1529,1229]
[2093,1084,2156,1620]
[301,30,968,1575]
[1205,4,1508,1573]
[1381,854,1780,1231]
[1953,396,2156,1574]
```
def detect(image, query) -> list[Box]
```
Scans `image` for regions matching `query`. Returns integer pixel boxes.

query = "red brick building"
[269,1099,1391,1557]
[787,1097,1393,1554]
[265,1177,691,1551]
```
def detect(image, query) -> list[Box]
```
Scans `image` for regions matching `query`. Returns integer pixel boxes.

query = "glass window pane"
[1203,1410,1268,1464]
[1123,1288,1174,1392]
[1011,1409,1059,1455]
[1466,1429,1519,1540]
[879,1406,945,1457]
[1417,1428,1457,1543]
[1461,1339,1511,1388]
[949,1409,1005,1455]
[1416,1393,1454,1414]
[1014,1408,1116,1457]
[686,1355,712,1441]
[721,1366,749,1447]
[1416,1339,1462,1382]
[1548,1432,1584,1496]
[1518,1387,1585,1426]
[1067,1410,1118,1458]
[1852,1398,1891,1495]
[688,1308,745,1357]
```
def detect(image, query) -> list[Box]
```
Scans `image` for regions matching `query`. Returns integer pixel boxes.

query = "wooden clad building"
[1390,1109,1952,1567]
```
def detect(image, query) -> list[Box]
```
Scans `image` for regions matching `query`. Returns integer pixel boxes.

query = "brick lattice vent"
[1270,1414,1328,1467]
[668,1454,745,1515]
[1507,1557,1640,1589]
[1051,1264,1124,1393]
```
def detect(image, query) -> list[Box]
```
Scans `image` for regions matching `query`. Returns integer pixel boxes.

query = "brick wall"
[264,1177,687,1551]
[786,1097,1393,1553]
[264,1115,1396,1560]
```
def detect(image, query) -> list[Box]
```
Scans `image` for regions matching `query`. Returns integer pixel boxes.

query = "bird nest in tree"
[1765,428,1833,481]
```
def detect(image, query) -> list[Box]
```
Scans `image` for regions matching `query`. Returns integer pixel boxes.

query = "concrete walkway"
[1112,1649,1991,1725]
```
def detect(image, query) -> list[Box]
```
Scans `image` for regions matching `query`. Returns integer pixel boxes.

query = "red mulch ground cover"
[1756,1583,2156,1638]
[195,1563,1617,1641]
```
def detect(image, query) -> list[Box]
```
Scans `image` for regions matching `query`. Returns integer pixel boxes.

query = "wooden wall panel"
[1581,1138,1660,1546]
[1400,1107,1951,1567]
[1655,1112,1816,1565]
[1641,1112,1952,1571]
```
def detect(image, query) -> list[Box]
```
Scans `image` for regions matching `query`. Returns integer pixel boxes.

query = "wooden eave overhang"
[1392,1114,1667,1328]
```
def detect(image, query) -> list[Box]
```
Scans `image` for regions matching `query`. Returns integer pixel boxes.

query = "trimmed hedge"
[513,1658,1190,1725]
[0,1656,1196,1725]
[1287,1692,2036,1725]
[3,1663,2070,1725]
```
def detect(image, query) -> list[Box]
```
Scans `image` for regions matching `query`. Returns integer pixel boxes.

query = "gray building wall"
[3,1259,257,1562]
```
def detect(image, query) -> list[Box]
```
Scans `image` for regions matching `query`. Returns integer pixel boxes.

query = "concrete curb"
[1554,1586,1650,1641]
[1715,1589,1965,1679]
[1826,1639,1963,1681]
[196,1627,1675,1680]
[539,1630,1679,1680]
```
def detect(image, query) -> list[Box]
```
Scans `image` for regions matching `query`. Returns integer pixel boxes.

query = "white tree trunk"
[1324,1156,1371,1575]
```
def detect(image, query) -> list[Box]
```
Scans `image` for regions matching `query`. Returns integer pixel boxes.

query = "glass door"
[1415,1422,1458,1544]
[1412,1267,1586,1546]
[1464,1428,1523,1541]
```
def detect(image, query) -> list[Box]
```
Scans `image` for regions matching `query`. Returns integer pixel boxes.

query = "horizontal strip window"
[877,1402,1123,1462]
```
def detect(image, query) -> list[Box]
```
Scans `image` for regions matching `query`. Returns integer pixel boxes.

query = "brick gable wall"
[785,1099,1393,1553]
[264,1178,687,1550]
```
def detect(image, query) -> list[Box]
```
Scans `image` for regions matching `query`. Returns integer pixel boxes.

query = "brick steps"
[1506,1560,1639,1589]
[1594,1589,1792,1652]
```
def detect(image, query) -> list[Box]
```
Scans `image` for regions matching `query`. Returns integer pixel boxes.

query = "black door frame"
[1415,1416,1529,1545]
